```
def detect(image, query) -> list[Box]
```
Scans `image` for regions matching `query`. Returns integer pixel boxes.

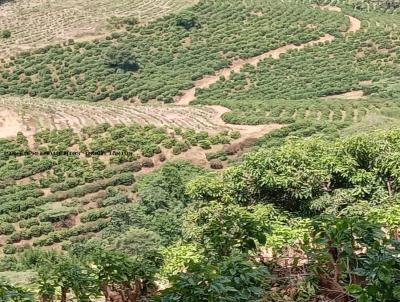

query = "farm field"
[194,5,400,121]
[0,0,348,102]
[0,124,246,254]
[1,0,400,301]
[0,96,230,135]
[0,0,198,57]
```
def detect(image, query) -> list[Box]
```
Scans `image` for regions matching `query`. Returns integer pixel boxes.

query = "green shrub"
[0,30,11,39]
[0,223,15,235]
[3,244,17,254]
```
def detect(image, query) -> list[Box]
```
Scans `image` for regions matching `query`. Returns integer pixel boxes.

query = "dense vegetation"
[0,124,239,255]
[196,13,400,101]
[2,0,400,301]
[0,0,346,102]
[194,6,400,126]
[2,131,400,301]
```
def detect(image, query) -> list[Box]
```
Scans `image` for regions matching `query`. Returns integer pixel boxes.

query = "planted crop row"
[0,0,197,57]
[195,27,400,104]
[0,172,134,221]
[0,0,347,102]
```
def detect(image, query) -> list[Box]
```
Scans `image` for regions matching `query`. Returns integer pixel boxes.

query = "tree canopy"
[104,45,139,71]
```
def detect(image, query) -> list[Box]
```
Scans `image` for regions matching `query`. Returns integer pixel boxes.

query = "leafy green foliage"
[159,243,204,278]
[112,227,162,260]
[103,45,139,71]
[87,248,158,302]
[102,161,206,249]
[189,130,400,213]
[0,30,11,39]
[33,247,159,302]
[304,216,400,302]
[0,279,33,302]
[176,13,199,30]
[107,15,138,29]
[1,130,400,300]
[37,256,99,302]
[183,202,269,258]
[2,2,400,300]
[157,256,268,302]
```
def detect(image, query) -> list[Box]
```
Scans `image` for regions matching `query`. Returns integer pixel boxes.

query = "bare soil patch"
[0,96,230,134]
[0,109,35,139]
[321,90,365,100]
[315,5,342,12]
[348,15,362,33]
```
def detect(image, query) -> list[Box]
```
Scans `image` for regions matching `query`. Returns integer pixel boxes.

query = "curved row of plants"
[0,0,347,102]
[195,26,400,104]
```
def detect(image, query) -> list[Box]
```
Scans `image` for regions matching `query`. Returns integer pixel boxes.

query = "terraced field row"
[217,99,400,125]
[2,95,391,142]
[0,97,230,138]
[0,0,348,102]
[0,0,197,57]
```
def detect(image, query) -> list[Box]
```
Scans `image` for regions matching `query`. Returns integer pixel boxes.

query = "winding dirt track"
[174,8,360,106]
[173,33,335,106]
[169,6,361,142]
